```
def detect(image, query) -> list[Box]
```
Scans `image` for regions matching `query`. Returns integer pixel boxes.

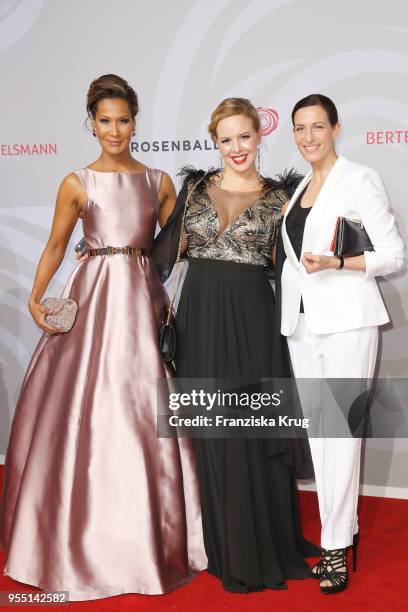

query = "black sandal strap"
[319,546,353,594]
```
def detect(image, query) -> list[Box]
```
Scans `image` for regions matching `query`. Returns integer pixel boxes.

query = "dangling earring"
[132,130,136,137]
[92,129,97,137]
[257,146,261,174]
[219,152,224,169]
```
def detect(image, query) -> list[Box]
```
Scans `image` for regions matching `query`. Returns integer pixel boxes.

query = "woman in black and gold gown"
[153,98,318,593]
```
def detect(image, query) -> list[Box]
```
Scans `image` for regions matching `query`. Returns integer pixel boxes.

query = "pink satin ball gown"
[0,168,206,601]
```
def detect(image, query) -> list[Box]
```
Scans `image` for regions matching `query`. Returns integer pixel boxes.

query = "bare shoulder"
[158,171,175,190]
[156,171,177,223]
[57,172,87,205]
[60,172,83,192]
[154,170,176,198]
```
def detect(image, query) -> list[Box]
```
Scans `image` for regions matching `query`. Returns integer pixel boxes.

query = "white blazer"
[281,156,404,336]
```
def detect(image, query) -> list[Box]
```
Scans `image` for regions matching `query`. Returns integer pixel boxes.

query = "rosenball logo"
[256,107,279,136]
[129,106,280,154]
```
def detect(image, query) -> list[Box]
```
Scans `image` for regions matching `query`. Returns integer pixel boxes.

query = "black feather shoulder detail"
[266,168,304,199]
[177,165,303,199]
[177,165,218,189]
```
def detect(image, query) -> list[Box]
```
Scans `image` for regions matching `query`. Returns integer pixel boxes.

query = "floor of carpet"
[1,466,407,611]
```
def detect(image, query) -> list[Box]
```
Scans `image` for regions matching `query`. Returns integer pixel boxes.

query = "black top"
[285,187,312,313]
[285,187,312,260]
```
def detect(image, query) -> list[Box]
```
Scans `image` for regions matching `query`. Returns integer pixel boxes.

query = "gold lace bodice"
[185,179,285,266]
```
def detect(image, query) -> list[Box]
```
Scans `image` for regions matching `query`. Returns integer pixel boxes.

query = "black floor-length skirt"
[175,257,318,593]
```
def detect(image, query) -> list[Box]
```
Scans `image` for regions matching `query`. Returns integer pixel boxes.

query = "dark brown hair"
[291,94,338,127]
[86,74,139,119]
[208,98,260,138]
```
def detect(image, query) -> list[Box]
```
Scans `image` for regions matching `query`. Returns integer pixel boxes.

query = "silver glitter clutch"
[42,297,78,332]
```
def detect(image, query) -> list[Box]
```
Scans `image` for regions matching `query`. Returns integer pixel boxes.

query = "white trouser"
[287,314,379,549]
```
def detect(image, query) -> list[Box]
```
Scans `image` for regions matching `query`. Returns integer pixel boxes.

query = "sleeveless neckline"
[85,167,149,176]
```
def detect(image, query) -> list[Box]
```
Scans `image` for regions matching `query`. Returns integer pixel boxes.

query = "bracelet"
[337,256,344,270]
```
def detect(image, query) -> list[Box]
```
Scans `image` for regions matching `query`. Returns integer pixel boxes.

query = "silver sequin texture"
[185,179,285,266]
[42,297,78,332]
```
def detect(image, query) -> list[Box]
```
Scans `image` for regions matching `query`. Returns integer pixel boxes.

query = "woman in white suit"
[278,94,404,594]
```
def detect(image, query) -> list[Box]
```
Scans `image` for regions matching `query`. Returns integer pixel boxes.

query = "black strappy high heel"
[311,532,359,585]
[319,547,348,594]
[311,555,327,580]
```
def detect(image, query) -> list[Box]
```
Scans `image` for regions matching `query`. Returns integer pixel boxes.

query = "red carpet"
[1,465,407,611]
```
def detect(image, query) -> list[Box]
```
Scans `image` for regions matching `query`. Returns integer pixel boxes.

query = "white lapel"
[301,155,348,254]
[282,171,312,266]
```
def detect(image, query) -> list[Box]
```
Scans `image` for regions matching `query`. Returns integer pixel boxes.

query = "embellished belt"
[89,246,146,256]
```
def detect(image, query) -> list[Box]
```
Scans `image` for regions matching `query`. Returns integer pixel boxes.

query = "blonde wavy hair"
[208,98,260,139]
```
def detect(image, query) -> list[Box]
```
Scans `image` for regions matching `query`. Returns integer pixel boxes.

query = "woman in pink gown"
[0,74,205,601]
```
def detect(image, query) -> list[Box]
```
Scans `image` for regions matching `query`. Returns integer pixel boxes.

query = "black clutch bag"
[331,217,374,257]
[159,319,177,363]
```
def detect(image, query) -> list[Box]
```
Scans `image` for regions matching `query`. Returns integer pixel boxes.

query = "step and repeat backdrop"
[0,0,407,496]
